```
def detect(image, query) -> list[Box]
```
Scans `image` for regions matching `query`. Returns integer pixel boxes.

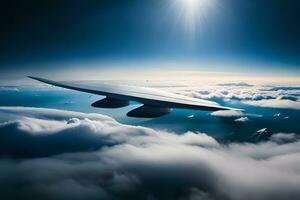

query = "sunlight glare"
[173,0,216,38]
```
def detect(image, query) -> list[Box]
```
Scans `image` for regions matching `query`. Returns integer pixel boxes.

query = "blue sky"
[0,0,300,82]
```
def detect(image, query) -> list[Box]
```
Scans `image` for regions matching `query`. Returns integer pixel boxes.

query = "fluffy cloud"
[234,117,250,122]
[270,133,299,144]
[175,83,300,110]
[242,99,300,110]
[82,82,300,111]
[0,107,300,200]
[211,110,244,117]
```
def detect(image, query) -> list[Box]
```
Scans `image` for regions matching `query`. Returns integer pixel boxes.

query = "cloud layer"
[0,107,300,200]
[175,82,300,110]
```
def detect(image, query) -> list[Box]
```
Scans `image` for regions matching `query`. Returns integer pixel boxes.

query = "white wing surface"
[29,76,237,118]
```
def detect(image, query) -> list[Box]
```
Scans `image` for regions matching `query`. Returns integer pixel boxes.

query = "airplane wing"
[29,76,238,118]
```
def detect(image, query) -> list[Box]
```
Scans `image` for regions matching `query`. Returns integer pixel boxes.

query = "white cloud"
[0,107,300,200]
[234,117,249,122]
[0,86,19,91]
[270,133,298,143]
[174,83,300,110]
[211,110,244,117]
[257,128,268,134]
[242,99,300,110]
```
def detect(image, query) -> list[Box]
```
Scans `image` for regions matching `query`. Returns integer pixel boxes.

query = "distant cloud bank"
[177,82,300,110]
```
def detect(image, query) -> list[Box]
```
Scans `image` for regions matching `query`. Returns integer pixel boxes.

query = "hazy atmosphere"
[0,1,300,200]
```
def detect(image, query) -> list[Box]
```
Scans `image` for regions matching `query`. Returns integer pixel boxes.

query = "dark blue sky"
[0,0,300,74]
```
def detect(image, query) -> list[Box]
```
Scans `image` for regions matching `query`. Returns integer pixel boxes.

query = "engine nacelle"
[127,105,171,118]
[92,97,129,108]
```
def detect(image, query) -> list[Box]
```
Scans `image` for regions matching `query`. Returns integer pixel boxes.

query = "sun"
[172,0,216,38]
[179,0,207,10]
[176,0,211,16]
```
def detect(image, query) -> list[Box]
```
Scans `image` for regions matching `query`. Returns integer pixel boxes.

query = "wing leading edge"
[29,76,238,117]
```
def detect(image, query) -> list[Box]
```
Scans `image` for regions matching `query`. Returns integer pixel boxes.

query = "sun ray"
[171,0,217,39]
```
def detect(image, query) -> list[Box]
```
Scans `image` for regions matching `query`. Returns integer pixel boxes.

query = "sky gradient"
[0,0,300,82]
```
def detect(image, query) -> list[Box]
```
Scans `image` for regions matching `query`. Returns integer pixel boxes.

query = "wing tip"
[27,76,53,84]
[28,76,42,82]
[28,76,61,89]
